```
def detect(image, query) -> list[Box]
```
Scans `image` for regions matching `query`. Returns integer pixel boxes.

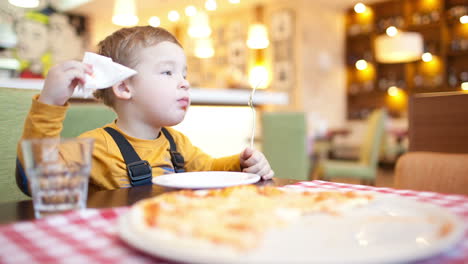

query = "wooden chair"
[409,92,468,153]
[395,152,468,195]
[394,92,468,195]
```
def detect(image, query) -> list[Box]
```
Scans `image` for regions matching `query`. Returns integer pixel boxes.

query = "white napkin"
[79,52,137,97]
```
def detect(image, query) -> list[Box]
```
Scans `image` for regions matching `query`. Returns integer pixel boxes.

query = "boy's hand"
[39,61,93,106]
[240,147,274,180]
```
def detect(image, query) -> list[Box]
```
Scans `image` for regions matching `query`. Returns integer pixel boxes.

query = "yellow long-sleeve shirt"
[18,95,241,190]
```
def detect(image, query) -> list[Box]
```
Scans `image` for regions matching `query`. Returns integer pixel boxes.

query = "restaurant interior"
[0,1,467,263]
[1,0,468,202]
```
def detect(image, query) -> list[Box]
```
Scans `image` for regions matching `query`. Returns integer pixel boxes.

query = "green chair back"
[0,87,115,203]
[262,112,309,180]
[62,103,115,138]
[358,108,387,167]
[0,88,38,202]
[318,108,387,184]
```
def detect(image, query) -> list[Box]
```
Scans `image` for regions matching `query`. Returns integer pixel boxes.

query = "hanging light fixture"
[8,0,39,8]
[247,6,269,49]
[375,31,423,63]
[168,10,180,22]
[194,38,214,58]
[148,16,160,27]
[354,3,366,14]
[461,15,468,24]
[205,0,217,11]
[387,86,400,97]
[247,24,270,49]
[355,59,368,70]
[386,26,398,37]
[249,65,269,88]
[247,5,270,89]
[462,82,468,91]
[188,11,211,38]
[112,0,138,27]
[185,5,197,17]
[421,52,433,62]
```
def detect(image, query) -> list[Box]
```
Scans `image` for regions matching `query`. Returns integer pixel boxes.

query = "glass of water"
[21,138,94,218]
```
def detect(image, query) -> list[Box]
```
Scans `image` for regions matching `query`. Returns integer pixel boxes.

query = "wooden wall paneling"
[408,92,468,153]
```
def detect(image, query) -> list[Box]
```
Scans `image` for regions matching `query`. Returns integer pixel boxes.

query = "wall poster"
[0,2,88,79]
[270,9,295,91]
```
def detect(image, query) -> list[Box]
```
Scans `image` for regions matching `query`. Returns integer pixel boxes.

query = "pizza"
[127,185,374,252]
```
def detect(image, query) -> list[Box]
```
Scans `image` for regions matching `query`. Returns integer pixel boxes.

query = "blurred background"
[1,0,467,188]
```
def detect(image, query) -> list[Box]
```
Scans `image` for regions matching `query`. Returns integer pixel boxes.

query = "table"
[0,180,467,264]
[312,128,353,161]
[389,128,408,157]
[0,177,298,225]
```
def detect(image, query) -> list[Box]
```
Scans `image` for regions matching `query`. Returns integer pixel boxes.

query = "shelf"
[348,89,387,98]
[345,0,466,119]
[412,86,446,93]
[407,23,442,31]
[447,50,468,56]
[346,32,373,39]
[446,17,468,26]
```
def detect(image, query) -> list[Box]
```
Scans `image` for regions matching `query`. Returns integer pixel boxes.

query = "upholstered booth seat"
[0,88,38,202]
[395,152,468,195]
[0,87,114,203]
[62,103,116,138]
[261,112,309,180]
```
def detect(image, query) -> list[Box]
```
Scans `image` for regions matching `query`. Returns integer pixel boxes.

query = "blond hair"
[93,26,182,107]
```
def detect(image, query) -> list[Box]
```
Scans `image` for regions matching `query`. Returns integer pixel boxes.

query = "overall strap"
[161,127,185,173]
[104,127,152,186]
[15,157,30,196]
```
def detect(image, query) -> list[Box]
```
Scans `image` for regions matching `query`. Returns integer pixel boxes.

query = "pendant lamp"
[194,38,214,58]
[375,31,423,63]
[188,11,212,38]
[247,6,269,49]
[112,0,138,27]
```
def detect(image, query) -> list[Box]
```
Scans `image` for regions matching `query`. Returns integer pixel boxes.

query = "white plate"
[118,192,466,264]
[152,171,261,189]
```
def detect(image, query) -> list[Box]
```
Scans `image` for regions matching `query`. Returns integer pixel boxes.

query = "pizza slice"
[129,185,373,251]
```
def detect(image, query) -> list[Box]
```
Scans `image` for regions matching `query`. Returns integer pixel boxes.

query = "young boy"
[17,26,274,192]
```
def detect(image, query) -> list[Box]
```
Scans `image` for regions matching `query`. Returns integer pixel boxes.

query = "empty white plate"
[152,171,261,189]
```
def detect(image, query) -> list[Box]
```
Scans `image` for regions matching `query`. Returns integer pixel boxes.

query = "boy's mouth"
[178,97,190,109]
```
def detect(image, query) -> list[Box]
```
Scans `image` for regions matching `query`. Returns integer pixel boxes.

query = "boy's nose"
[179,78,190,90]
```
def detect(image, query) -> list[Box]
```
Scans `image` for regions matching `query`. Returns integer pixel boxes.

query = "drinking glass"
[21,138,94,218]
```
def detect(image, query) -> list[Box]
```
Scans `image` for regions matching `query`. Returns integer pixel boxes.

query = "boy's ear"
[112,81,132,100]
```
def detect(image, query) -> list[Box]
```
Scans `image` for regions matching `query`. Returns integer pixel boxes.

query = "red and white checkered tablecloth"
[0,180,467,264]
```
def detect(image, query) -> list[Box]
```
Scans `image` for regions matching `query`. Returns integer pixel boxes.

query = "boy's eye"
[162,71,172,76]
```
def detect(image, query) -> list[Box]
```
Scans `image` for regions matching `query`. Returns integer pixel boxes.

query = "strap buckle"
[127,160,152,186]
[168,150,185,172]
